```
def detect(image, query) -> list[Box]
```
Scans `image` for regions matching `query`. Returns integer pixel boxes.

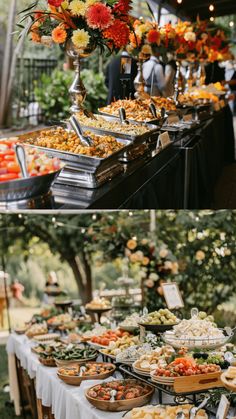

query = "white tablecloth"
[7,334,223,419]
[6,333,158,419]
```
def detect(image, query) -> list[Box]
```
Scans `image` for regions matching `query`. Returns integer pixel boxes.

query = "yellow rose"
[142,257,150,266]
[127,239,137,250]
[141,44,152,55]
[195,250,205,261]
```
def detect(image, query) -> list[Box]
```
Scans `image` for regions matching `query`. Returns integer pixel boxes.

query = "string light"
[177,0,182,4]
[52,217,56,223]
[210,16,215,21]
[209,4,214,11]
[229,21,234,27]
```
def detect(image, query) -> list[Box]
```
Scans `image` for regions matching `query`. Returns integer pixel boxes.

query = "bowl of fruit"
[86,379,154,411]
[139,309,179,333]
[0,138,63,201]
[57,362,116,385]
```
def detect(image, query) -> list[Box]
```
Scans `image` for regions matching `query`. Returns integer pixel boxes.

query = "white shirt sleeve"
[154,64,167,96]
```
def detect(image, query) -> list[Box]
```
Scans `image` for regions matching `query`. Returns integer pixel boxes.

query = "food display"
[124,404,208,418]
[100,334,140,357]
[57,362,115,385]
[53,345,98,366]
[0,138,62,182]
[80,325,107,341]
[32,341,63,355]
[115,344,153,364]
[139,309,179,333]
[47,313,77,330]
[178,89,219,106]
[25,322,48,338]
[90,329,132,347]
[164,313,227,349]
[85,297,111,310]
[99,99,161,122]
[146,97,177,112]
[151,356,220,385]
[119,313,142,331]
[133,346,176,375]
[86,379,154,411]
[76,113,152,136]
[24,127,124,158]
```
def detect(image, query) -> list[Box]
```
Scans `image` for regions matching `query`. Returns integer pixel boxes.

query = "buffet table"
[6,332,235,419]
[1,106,235,210]
[6,333,163,419]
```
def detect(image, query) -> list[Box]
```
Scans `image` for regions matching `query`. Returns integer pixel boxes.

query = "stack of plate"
[150,370,174,386]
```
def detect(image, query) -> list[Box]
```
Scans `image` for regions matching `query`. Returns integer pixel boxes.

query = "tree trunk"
[66,255,92,305]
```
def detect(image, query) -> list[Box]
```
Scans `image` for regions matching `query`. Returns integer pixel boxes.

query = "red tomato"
[0,149,15,157]
[0,161,8,168]
[6,162,20,174]
[4,155,15,161]
[0,173,19,182]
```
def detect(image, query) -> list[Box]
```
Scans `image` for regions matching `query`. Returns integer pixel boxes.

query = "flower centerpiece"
[125,238,180,311]
[21,0,132,112]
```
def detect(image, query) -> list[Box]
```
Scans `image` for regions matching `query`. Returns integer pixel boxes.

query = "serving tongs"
[119,107,129,125]
[69,115,93,147]
[149,103,158,119]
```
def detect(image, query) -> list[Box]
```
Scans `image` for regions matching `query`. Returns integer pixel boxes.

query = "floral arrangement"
[127,20,177,60]
[20,0,133,52]
[174,20,231,63]
[125,237,180,310]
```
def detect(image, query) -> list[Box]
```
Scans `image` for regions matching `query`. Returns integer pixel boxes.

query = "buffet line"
[0,83,229,208]
[7,298,236,419]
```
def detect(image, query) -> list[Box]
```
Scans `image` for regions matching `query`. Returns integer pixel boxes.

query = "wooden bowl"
[85,379,154,412]
[39,357,56,367]
[57,362,116,386]
[55,354,97,367]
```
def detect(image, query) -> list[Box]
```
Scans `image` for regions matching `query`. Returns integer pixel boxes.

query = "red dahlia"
[86,3,113,30]
[147,29,160,44]
[48,0,63,6]
[113,0,132,14]
[103,19,130,48]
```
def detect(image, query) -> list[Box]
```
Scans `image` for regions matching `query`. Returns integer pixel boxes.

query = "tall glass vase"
[196,62,206,87]
[66,40,96,114]
[184,63,194,93]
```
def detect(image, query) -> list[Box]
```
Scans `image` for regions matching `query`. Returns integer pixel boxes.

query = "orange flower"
[31,31,41,43]
[52,26,67,43]
[129,32,141,47]
[147,29,160,44]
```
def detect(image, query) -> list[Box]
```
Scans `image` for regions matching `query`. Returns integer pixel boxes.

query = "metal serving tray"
[98,109,161,126]
[19,127,131,174]
[77,114,160,144]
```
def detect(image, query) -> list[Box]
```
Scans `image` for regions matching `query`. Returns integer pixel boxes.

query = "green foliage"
[34,69,73,121]
[34,68,107,121]
[1,211,236,312]
[81,69,107,112]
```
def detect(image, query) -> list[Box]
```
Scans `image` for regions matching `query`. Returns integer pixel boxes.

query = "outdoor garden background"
[0,210,236,417]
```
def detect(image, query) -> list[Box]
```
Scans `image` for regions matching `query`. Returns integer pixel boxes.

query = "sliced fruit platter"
[88,329,132,347]
[123,404,208,418]
[99,335,140,357]
[57,362,116,386]
[85,379,154,412]
[25,323,48,338]
[139,309,179,333]
[53,344,98,366]
[85,297,111,311]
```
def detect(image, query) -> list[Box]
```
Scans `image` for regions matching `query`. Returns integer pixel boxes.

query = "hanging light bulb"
[209,4,214,12]
[229,21,234,27]
[210,16,215,21]
[177,0,182,4]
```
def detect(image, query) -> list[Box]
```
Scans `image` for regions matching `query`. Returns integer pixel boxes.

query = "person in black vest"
[205,61,225,84]
[105,51,137,104]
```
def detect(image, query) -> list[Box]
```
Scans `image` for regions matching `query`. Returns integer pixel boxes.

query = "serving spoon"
[69,115,93,147]
[15,144,29,178]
